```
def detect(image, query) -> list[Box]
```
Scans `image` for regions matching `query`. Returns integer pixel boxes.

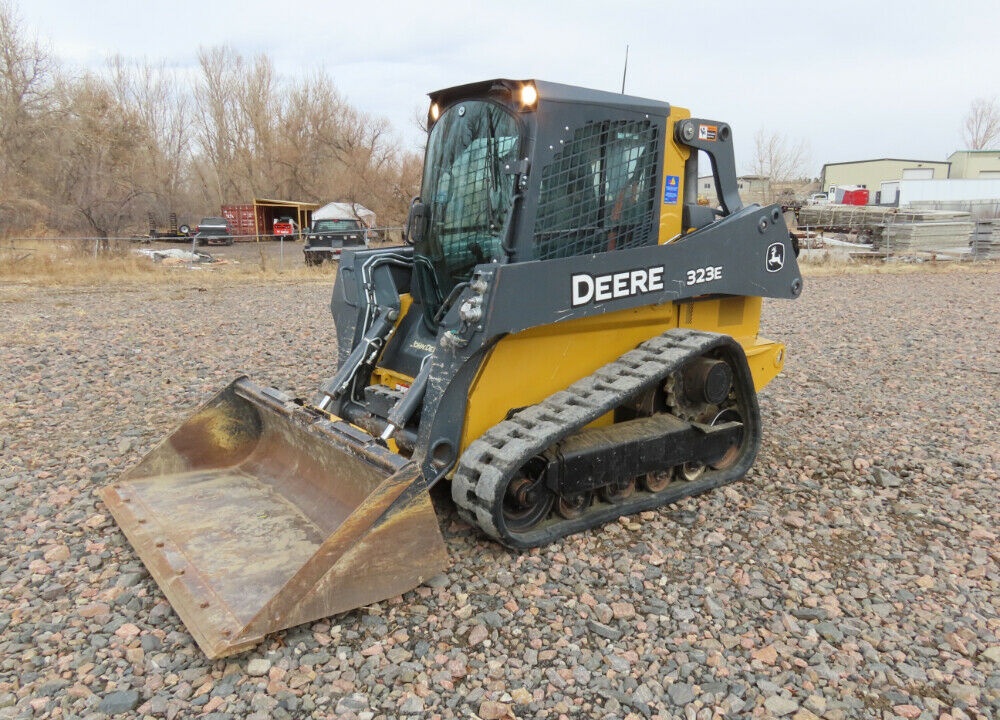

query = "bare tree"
[107,56,194,218]
[192,46,245,205]
[0,16,426,236]
[193,47,287,204]
[0,0,56,230]
[962,96,1000,150]
[748,129,810,204]
[273,70,352,199]
[271,68,420,224]
[234,53,281,198]
[51,74,155,238]
[411,103,430,140]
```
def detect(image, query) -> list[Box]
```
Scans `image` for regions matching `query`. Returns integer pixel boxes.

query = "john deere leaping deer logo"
[766,242,785,272]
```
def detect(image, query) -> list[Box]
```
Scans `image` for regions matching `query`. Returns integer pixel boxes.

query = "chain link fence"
[1,227,408,272]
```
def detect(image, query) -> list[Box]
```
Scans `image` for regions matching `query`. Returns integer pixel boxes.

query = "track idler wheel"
[641,470,672,493]
[709,408,743,470]
[556,491,592,519]
[599,477,636,504]
[678,406,744,481]
[677,462,706,482]
[501,466,553,533]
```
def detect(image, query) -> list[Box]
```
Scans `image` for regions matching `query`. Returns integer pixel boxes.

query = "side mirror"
[404,197,428,245]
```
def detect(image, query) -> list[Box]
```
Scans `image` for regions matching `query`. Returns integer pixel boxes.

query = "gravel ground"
[1,268,998,720]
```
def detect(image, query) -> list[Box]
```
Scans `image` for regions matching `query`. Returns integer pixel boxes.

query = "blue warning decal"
[663,175,680,204]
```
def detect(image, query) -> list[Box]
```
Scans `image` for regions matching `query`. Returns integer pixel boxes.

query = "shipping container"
[221,204,258,238]
[220,199,319,241]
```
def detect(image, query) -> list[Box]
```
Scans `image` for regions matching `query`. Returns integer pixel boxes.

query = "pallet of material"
[970,220,1000,258]
[876,221,974,252]
[797,205,887,229]
[848,251,888,261]
[797,205,971,231]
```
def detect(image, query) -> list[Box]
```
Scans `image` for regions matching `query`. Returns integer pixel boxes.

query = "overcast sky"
[14,0,1000,177]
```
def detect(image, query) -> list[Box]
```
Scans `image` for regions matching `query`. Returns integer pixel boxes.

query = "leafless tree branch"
[962,97,1000,150]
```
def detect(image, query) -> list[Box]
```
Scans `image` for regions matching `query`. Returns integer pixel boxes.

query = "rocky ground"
[1,267,998,720]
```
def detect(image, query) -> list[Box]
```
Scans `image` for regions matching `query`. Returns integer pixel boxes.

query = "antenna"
[621,44,629,94]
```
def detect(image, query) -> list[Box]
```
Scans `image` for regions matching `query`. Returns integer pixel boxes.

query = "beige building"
[697,175,815,206]
[947,150,1000,178]
[697,175,770,205]
[820,159,951,200]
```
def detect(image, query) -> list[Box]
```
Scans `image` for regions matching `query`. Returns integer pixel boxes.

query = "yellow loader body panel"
[462,297,784,453]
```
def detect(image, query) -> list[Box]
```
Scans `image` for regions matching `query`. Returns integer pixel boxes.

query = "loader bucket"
[99,377,449,658]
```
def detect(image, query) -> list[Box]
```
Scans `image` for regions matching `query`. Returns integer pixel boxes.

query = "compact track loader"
[102,79,802,658]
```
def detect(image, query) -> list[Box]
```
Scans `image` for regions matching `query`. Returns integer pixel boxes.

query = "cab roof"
[429,78,670,117]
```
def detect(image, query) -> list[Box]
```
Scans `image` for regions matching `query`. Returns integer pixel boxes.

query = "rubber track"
[451,328,761,548]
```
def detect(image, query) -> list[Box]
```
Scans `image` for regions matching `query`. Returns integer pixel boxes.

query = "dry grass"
[0,238,333,293]
[797,249,997,276]
[2,238,995,300]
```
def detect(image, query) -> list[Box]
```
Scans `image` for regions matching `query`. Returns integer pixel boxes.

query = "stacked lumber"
[876,221,974,253]
[970,220,1000,258]
[797,205,970,230]
[797,205,984,254]
[797,205,890,229]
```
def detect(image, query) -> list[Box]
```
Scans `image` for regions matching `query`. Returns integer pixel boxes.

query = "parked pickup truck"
[303,218,368,265]
[194,217,234,246]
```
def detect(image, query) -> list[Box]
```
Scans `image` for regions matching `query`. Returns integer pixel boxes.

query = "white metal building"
[820,159,950,202]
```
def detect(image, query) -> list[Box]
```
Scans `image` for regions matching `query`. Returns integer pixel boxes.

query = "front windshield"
[415,100,521,313]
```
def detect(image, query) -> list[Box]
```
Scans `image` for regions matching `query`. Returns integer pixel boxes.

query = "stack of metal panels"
[797,205,970,231]
[877,221,975,253]
[970,220,1000,258]
[797,205,889,229]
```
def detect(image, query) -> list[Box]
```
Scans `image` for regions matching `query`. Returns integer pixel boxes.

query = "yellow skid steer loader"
[101,79,802,658]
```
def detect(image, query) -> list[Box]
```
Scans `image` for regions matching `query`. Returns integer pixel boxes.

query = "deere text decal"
[572,266,665,307]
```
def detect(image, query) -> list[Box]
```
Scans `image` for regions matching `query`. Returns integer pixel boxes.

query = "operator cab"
[407,79,668,329]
